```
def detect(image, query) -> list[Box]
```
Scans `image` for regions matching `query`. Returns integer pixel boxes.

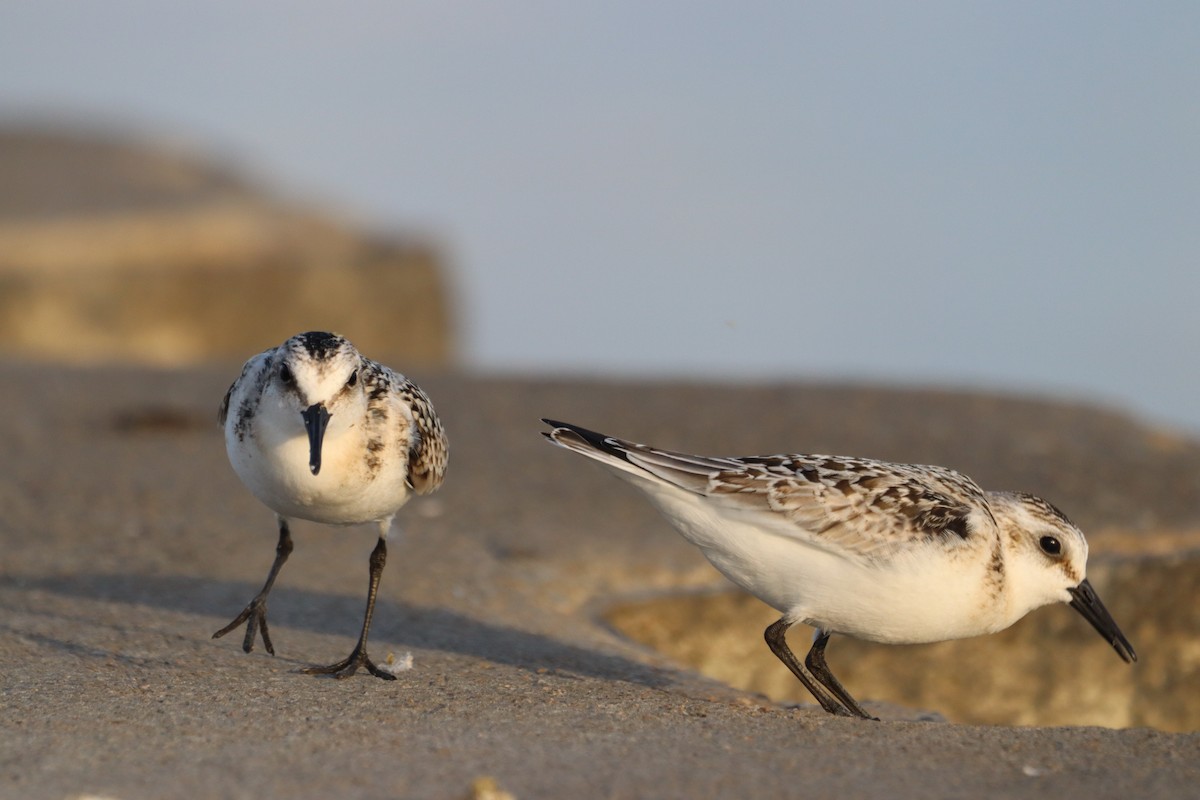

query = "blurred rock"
[0,125,453,365]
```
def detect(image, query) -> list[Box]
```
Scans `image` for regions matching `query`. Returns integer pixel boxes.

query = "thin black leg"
[302,536,395,680]
[764,617,852,717]
[805,628,876,720]
[213,519,294,655]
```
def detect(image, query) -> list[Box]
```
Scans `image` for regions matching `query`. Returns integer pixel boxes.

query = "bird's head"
[269,331,365,476]
[992,491,1136,664]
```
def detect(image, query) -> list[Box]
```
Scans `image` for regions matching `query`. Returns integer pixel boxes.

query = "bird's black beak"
[1068,579,1137,664]
[301,403,331,475]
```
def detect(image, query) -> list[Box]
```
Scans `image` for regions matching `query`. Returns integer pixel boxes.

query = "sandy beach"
[2,363,1197,799]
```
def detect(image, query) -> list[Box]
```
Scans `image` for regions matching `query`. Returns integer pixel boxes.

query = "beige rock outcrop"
[0,126,453,365]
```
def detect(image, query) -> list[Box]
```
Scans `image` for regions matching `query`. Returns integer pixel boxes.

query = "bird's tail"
[541,419,735,494]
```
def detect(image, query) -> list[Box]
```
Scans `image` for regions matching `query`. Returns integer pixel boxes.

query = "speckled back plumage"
[361,359,447,495]
[544,421,1001,560]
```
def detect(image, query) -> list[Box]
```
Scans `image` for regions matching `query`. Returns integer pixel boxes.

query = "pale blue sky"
[2,2,1197,431]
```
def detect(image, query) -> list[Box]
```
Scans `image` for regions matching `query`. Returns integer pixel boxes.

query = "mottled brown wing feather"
[705,455,988,557]
[398,377,447,495]
[544,422,992,559]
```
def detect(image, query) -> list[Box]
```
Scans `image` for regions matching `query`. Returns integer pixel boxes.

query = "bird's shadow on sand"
[2,572,672,688]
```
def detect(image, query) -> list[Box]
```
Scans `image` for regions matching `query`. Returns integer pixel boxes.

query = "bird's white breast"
[226,400,411,525]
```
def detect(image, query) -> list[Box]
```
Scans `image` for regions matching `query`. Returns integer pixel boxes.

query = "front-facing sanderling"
[213,332,447,679]
[542,419,1135,719]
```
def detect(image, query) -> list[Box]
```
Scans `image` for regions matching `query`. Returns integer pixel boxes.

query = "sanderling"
[213,332,447,679]
[542,420,1135,719]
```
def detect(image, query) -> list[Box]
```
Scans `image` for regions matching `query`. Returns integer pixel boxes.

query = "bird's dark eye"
[1039,535,1062,556]
[279,364,294,383]
[346,370,358,388]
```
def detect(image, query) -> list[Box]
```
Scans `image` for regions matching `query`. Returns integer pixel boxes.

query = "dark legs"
[213,521,396,681]
[213,518,294,655]
[805,628,876,720]
[764,618,877,720]
[301,536,394,680]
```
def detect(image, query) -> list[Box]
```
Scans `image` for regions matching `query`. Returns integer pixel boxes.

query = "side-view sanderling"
[213,331,447,679]
[542,419,1135,719]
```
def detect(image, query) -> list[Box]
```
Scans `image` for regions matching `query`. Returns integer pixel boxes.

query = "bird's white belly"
[641,484,1013,645]
[227,427,410,525]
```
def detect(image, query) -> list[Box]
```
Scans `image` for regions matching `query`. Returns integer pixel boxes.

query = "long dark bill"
[1068,579,1137,663]
[301,403,332,475]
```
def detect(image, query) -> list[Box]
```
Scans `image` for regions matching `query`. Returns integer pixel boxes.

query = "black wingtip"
[542,418,607,446]
[541,418,632,462]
